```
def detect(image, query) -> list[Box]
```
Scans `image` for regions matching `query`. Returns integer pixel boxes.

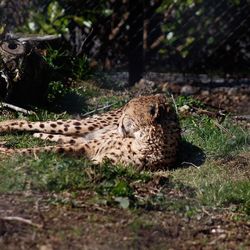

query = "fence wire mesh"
[1,0,250,83]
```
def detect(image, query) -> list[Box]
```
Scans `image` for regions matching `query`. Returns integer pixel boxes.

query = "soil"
[0,189,250,250]
[142,72,250,115]
[1,153,250,250]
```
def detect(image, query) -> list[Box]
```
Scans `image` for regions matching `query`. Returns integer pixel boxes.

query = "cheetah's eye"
[149,105,156,116]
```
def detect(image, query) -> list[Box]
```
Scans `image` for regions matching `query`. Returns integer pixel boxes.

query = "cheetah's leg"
[33,133,87,144]
[0,117,117,136]
[0,143,93,158]
[0,108,122,135]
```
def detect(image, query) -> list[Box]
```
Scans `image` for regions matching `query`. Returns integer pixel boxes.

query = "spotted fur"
[0,95,180,170]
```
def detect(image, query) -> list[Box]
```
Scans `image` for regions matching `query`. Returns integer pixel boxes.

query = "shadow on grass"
[176,140,206,168]
[47,92,88,114]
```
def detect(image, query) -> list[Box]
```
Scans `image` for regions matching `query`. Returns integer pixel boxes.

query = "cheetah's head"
[117,94,175,138]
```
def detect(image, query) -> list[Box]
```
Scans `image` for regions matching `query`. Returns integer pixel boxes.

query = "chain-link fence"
[1,0,250,85]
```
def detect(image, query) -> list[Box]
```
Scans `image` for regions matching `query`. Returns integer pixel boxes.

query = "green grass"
[0,153,151,208]
[171,161,250,214]
[171,96,250,215]
[0,95,249,216]
[0,134,51,148]
[0,154,88,192]
[181,115,249,157]
[177,96,249,157]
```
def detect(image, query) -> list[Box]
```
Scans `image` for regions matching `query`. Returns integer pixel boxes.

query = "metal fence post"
[128,0,144,86]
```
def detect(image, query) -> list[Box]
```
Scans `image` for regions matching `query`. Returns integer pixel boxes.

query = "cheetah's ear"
[150,103,168,123]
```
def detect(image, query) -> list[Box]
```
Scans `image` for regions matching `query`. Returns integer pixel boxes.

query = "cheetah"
[0,94,180,170]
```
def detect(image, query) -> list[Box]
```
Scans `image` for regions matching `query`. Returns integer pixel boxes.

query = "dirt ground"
[0,187,250,250]
[0,154,250,250]
[0,78,249,250]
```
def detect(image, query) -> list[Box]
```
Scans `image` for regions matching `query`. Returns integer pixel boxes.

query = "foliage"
[47,81,69,103]
[156,0,250,72]
[43,47,93,105]
[17,0,112,42]
[43,47,67,70]
[72,56,93,80]
[176,95,205,108]
[19,1,92,35]
[44,47,92,80]
[1,0,249,74]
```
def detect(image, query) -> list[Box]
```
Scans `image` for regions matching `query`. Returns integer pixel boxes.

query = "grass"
[172,162,250,214]
[171,97,250,215]
[181,115,248,157]
[0,93,249,218]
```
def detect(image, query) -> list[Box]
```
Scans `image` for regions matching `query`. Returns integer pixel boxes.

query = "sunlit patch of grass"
[0,154,150,206]
[94,95,129,110]
[28,109,71,122]
[167,95,250,215]
[0,151,196,210]
[200,180,250,213]
[0,154,89,193]
[172,155,250,215]
[181,115,249,158]
[176,95,249,158]
[0,133,52,148]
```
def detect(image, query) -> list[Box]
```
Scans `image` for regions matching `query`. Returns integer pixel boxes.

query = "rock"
[180,85,199,95]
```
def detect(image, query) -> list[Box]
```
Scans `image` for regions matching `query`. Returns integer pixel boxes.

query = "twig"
[81,103,114,117]
[18,34,61,42]
[0,141,7,146]
[212,120,235,138]
[201,206,212,216]
[232,115,250,121]
[181,161,200,169]
[170,94,178,115]
[0,102,35,115]
[77,28,93,56]
[192,106,226,118]
[1,216,43,229]
[192,106,217,117]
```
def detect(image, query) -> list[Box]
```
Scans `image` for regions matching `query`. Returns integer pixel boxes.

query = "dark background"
[1,0,250,85]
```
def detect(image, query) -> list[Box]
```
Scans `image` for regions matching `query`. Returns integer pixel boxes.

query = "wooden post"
[128,0,144,86]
